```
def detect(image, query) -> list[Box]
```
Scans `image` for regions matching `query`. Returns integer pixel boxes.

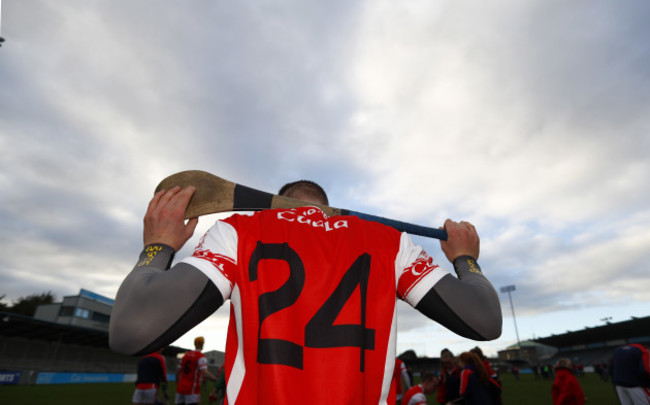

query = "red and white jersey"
[181,207,449,405]
[402,384,427,405]
[391,358,411,397]
[176,350,208,395]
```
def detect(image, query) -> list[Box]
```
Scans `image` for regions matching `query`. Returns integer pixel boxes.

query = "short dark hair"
[278,180,329,205]
[422,371,436,382]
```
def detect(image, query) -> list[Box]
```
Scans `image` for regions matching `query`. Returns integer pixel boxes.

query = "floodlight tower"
[500,284,521,350]
[0,0,4,47]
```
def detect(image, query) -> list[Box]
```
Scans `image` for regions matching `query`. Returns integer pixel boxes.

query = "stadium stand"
[533,315,650,370]
[401,316,650,377]
[2,288,227,385]
[4,289,646,385]
[0,311,187,384]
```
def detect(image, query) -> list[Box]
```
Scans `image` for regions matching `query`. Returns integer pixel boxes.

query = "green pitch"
[2,373,619,404]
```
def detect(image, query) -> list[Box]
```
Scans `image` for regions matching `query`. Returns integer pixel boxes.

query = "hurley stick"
[155,170,447,240]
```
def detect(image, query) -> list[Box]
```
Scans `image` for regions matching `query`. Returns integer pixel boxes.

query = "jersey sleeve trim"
[181,256,233,301]
[396,233,450,307]
[180,220,239,301]
[198,356,208,370]
[411,392,427,405]
[402,267,448,307]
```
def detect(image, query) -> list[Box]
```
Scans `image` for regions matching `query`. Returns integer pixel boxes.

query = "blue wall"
[35,372,175,385]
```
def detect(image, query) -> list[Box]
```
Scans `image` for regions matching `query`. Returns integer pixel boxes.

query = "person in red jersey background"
[111,179,502,404]
[391,357,412,403]
[175,336,217,405]
[402,372,439,405]
[551,358,585,405]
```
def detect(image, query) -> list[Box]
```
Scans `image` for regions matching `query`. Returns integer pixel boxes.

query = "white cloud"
[1,0,649,355]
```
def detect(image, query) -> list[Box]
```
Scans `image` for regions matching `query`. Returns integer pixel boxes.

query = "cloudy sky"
[1,0,649,358]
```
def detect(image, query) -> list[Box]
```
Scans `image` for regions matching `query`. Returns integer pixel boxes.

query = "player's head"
[421,372,440,394]
[458,351,490,382]
[458,351,481,368]
[194,336,205,350]
[555,358,572,370]
[279,180,328,205]
[470,346,486,360]
[440,348,455,368]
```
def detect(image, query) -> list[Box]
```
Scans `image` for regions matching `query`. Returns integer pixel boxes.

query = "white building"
[34,289,113,332]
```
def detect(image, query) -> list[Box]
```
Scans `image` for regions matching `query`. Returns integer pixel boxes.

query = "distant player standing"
[110,180,502,404]
[611,344,650,405]
[551,358,585,405]
[175,336,218,405]
[392,357,412,402]
[133,348,169,405]
[437,349,461,405]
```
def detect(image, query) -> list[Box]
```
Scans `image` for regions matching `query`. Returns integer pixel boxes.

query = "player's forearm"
[202,369,218,382]
[109,244,224,355]
[415,256,502,340]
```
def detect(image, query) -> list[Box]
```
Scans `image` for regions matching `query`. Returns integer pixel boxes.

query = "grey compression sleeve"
[109,244,224,355]
[415,256,502,340]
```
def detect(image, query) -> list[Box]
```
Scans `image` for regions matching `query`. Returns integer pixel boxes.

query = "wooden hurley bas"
[155,170,447,240]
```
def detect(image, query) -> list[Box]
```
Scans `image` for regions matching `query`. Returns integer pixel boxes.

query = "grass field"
[441,372,618,405]
[1,372,619,404]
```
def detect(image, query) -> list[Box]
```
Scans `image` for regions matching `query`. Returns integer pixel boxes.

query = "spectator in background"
[611,344,650,405]
[470,346,497,379]
[132,347,169,405]
[552,358,585,405]
[453,351,501,405]
[437,349,461,405]
[402,372,439,405]
[532,364,540,380]
[595,361,610,382]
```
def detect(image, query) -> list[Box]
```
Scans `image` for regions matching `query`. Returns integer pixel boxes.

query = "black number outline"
[249,243,375,371]
[305,253,375,371]
[249,242,305,369]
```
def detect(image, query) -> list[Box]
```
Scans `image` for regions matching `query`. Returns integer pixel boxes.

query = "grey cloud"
[2,0,649,354]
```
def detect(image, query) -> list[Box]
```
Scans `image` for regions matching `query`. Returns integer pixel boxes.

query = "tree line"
[0,292,56,317]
